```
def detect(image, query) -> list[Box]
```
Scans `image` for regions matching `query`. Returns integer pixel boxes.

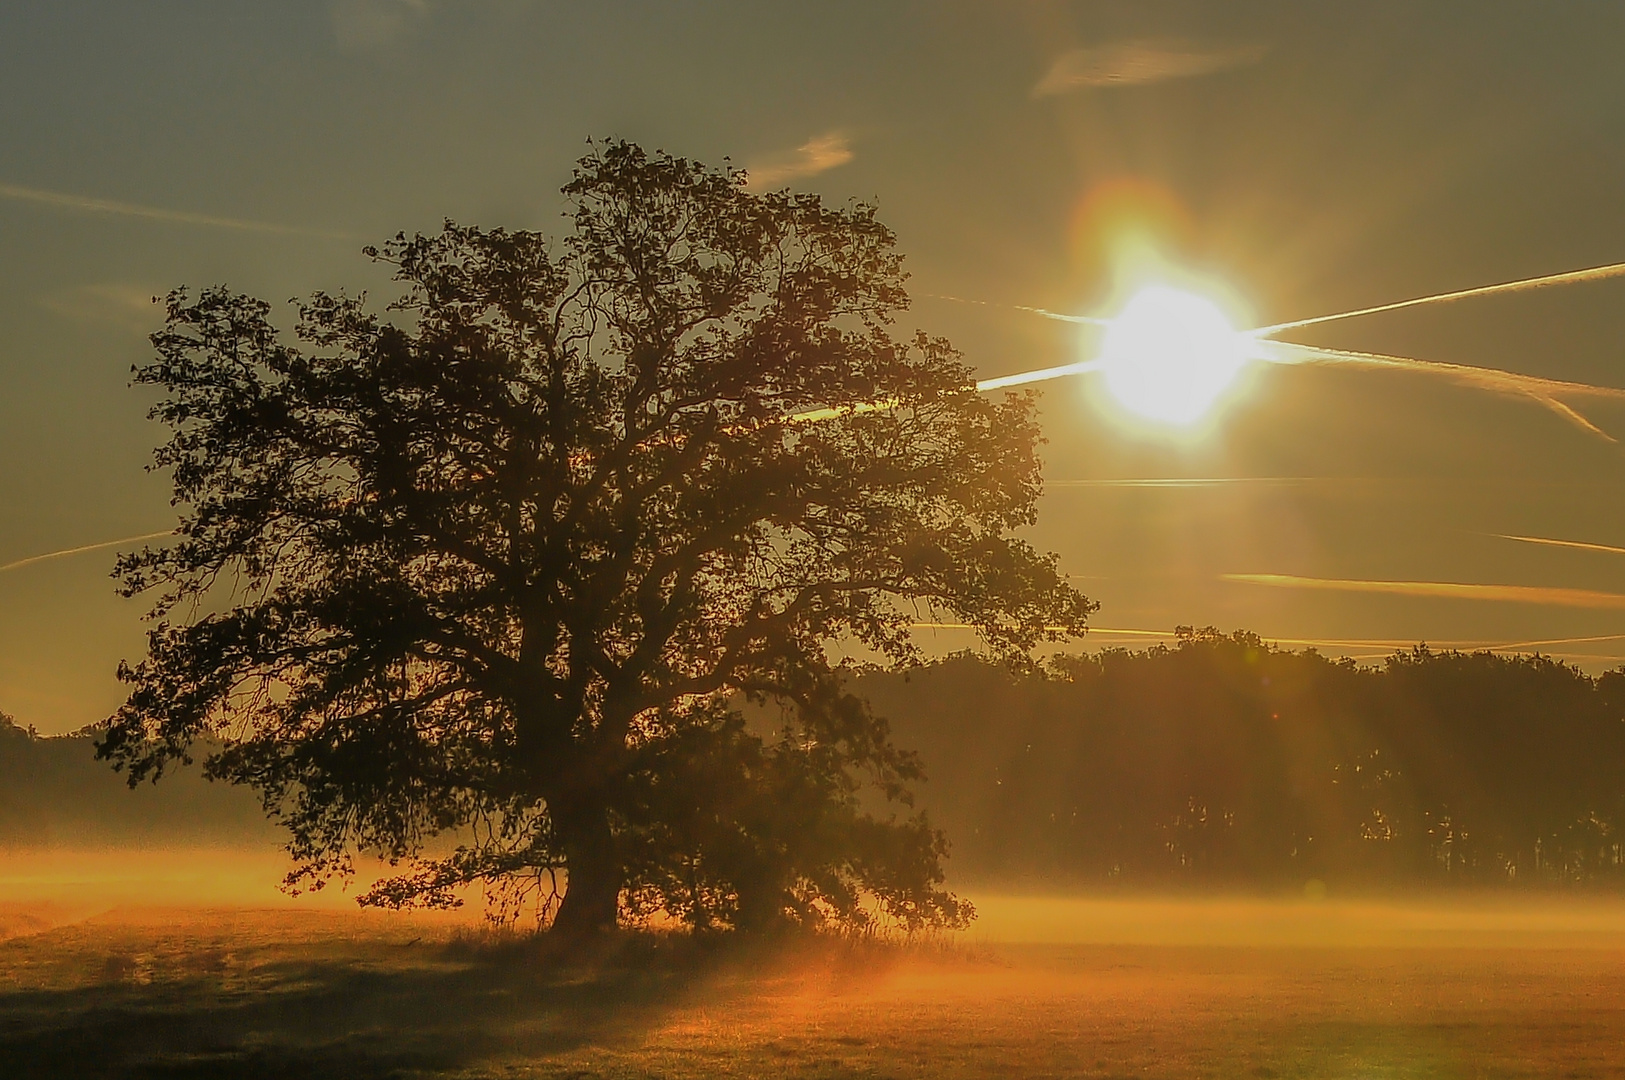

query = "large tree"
[102,141,1093,937]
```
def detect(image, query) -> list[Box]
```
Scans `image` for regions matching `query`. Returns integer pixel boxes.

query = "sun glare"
[1098,284,1250,426]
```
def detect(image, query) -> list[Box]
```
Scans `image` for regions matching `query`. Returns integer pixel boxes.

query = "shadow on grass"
[0,930,728,1079]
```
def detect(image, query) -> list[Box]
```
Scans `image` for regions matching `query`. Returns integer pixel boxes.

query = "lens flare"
[1097,285,1250,425]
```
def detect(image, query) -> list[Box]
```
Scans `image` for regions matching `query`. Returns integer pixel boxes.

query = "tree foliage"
[101,141,1093,935]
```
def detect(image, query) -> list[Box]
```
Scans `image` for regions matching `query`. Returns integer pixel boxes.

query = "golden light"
[1097,284,1251,426]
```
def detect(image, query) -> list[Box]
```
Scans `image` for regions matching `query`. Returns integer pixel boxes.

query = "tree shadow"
[0,932,725,1079]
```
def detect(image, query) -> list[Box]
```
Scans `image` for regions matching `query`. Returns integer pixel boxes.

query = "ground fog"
[2,849,1624,1078]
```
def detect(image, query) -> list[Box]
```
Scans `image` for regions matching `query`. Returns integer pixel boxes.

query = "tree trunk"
[551,802,621,938]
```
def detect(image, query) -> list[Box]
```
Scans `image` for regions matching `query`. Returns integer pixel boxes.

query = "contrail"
[1223,572,1625,610]
[928,259,1625,337]
[1498,533,1625,557]
[784,358,1104,423]
[788,338,1625,435]
[1255,340,1625,400]
[1494,631,1625,649]
[0,530,173,575]
[919,292,1110,326]
[0,182,353,239]
[928,258,1625,421]
[1252,259,1625,336]
[976,359,1105,391]
[1255,340,1625,440]
[911,621,1625,654]
[1044,476,1314,488]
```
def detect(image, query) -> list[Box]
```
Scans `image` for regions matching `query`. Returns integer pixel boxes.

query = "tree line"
[861,628,1625,890]
[9,626,1623,891]
[0,715,273,847]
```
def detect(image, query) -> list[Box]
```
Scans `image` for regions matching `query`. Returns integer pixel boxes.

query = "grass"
[2,857,1625,1077]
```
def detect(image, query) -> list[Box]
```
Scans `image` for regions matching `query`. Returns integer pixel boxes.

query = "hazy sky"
[6,1,1625,732]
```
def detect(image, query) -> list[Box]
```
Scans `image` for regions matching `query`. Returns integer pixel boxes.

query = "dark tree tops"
[101,142,1094,935]
[863,631,1625,888]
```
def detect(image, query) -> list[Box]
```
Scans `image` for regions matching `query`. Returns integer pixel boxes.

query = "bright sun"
[1098,284,1250,426]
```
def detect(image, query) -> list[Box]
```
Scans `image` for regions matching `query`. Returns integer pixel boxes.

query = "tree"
[101,141,1094,937]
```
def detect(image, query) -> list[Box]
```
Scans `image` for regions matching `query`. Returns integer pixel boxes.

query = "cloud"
[1223,573,1625,611]
[1034,39,1268,95]
[36,284,163,332]
[744,133,854,190]
[0,181,350,238]
[332,0,430,50]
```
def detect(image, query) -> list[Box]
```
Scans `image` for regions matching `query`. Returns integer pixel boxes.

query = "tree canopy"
[101,141,1093,936]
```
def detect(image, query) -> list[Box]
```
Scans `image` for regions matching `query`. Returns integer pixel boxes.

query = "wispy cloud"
[0,181,350,238]
[0,531,173,576]
[744,133,854,190]
[1034,39,1268,95]
[332,0,429,50]
[36,283,162,332]
[1223,573,1625,611]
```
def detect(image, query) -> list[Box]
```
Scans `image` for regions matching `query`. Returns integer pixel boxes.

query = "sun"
[1098,284,1250,426]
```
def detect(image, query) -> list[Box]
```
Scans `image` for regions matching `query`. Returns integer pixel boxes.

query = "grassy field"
[3,851,1625,1078]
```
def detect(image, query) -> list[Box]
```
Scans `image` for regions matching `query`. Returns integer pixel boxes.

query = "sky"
[5,0,1625,732]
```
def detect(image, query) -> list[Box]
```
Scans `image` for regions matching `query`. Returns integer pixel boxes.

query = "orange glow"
[1067,177,1194,279]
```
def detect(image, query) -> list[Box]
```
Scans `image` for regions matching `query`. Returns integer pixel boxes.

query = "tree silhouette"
[100,141,1094,936]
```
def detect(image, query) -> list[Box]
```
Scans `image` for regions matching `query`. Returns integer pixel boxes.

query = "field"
[3,852,1625,1078]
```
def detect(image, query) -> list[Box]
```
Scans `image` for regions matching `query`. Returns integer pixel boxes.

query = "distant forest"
[0,718,272,848]
[6,629,1625,889]
[868,629,1625,890]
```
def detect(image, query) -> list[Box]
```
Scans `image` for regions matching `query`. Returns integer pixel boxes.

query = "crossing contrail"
[940,258,1625,422]
[1252,259,1625,336]
[0,531,173,575]
[1254,340,1625,440]
[959,336,1625,439]
[935,255,1625,439]
[931,259,1625,340]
